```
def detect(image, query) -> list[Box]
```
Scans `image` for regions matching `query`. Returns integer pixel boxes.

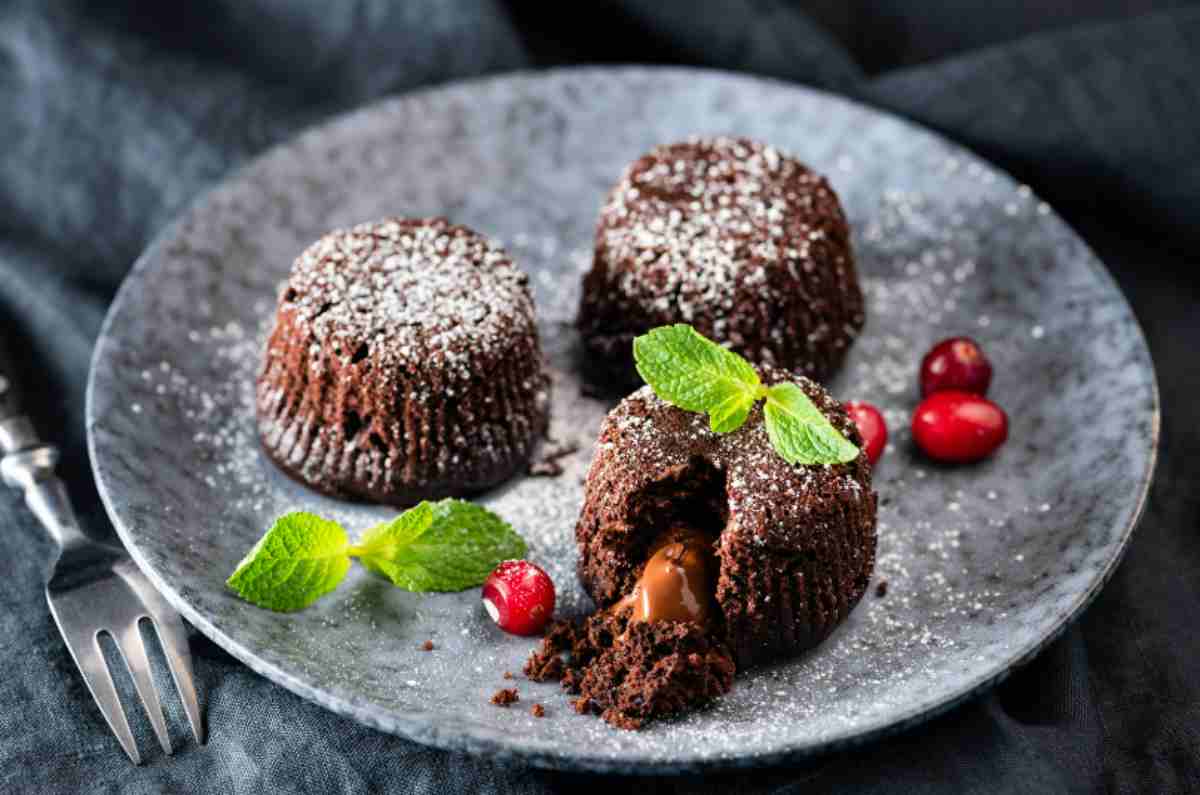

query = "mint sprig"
[227,500,527,612]
[632,323,859,466]
[633,324,767,432]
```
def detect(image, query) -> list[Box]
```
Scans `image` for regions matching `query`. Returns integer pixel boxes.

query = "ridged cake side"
[575,368,876,669]
[256,217,549,506]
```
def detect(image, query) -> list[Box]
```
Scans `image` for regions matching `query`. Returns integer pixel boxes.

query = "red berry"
[920,337,993,397]
[846,401,887,466]
[911,391,1008,464]
[482,560,555,636]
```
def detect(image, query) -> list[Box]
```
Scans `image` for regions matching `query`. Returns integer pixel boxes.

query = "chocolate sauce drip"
[616,526,715,625]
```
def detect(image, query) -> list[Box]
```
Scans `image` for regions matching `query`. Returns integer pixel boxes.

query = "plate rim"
[86,64,1160,774]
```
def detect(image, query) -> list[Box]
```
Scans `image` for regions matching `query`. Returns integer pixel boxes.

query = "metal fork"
[0,352,205,764]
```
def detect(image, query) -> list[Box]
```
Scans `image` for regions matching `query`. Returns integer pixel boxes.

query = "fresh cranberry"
[482,561,555,636]
[920,337,993,397]
[911,391,1008,464]
[845,401,887,466]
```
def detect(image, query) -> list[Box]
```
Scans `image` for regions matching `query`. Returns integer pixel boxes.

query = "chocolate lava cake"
[577,136,865,389]
[526,366,876,728]
[256,217,550,506]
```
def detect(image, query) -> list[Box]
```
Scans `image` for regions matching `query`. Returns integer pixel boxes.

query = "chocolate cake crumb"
[531,703,546,718]
[420,640,435,652]
[490,688,519,707]
[523,621,577,682]
[524,611,735,730]
[502,671,513,680]
[875,580,889,598]
[527,439,580,478]
[560,667,581,692]
[528,461,563,477]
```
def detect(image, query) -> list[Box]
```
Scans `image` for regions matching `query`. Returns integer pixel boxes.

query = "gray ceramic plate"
[87,67,1157,773]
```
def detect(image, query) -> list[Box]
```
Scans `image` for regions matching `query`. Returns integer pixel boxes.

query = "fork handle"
[0,339,88,552]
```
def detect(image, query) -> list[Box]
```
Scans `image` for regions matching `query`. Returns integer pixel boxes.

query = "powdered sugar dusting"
[581,136,862,377]
[603,382,867,529]
[282,217,535,379]
[89,69,1154,771]
[599,137,836,319]
[128,184,1066,758]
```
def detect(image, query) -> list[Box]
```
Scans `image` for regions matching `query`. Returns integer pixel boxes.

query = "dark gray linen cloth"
[1,2,1197,792]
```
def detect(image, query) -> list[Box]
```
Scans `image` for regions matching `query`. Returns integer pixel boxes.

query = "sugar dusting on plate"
[116,172,1084,765]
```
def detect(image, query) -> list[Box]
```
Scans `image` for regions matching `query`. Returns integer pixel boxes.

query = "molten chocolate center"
[617,526,715,624]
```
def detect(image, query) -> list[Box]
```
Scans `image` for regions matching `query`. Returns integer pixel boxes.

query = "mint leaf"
[227,501,529,611]
[226,512,352,612]
[763,383,860,466]
[353,501,435,580]
[632,324,861,466]
[633,324,765,433]
[358,499,527,592]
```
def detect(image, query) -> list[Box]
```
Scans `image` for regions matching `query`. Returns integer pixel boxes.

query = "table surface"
[1,3,1197,793]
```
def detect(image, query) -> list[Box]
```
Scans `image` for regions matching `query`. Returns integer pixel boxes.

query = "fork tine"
[115,559,205,745]
[146,612,205,745]
[116,620,172,755]
[59,625,141,765]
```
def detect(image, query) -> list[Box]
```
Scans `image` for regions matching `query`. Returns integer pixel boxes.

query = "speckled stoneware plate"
[87,67,1158,773]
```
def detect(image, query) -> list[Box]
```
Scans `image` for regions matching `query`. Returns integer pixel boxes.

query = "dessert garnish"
[911,390,1008,463]
[632,324,859,465]
[226,500,526,612]
[920,336,993,397]
[911,336,1007,463]
[846,400,888,466]
[482,560,556,636]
